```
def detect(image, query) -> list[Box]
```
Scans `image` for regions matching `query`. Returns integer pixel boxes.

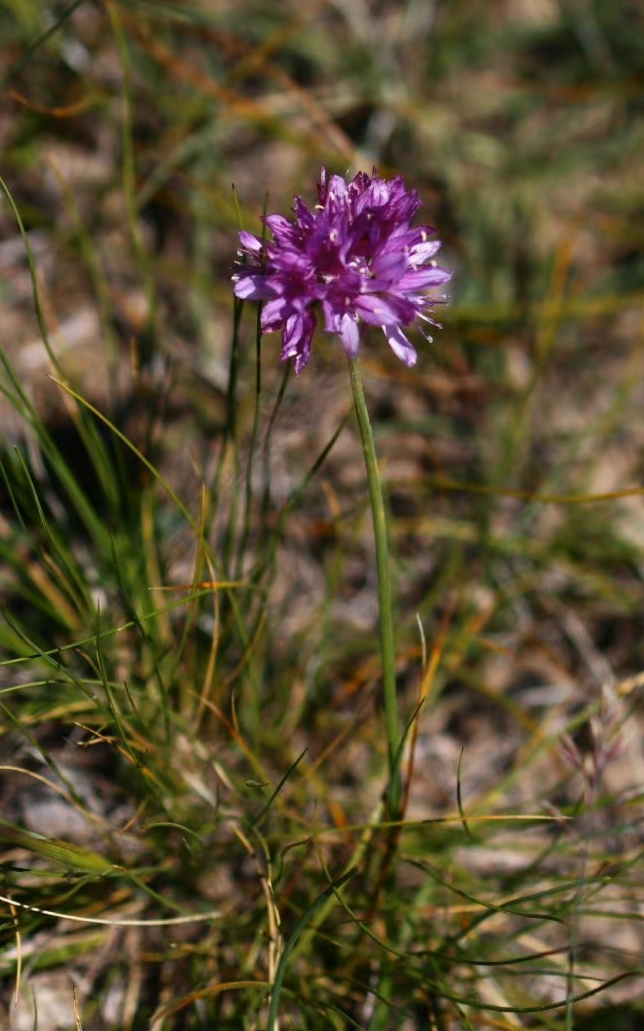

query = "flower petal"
[398,265,452,290]
[281,310,317,373]
[408,239,442,264]
[233,272,275,301]
[261,297,288,329]
[339,313,360,357]
[383,324,418,366]
[238,230,263,255]
[354,293,415,326]
[370,250,408,281]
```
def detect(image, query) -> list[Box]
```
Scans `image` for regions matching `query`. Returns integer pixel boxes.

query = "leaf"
[0,819,113,874]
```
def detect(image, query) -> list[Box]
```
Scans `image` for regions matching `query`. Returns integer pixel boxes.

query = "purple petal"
[264,213,297,241]
[370,250,408,281]
[354,293,414,326]
[321,300,342,334]
[408,239,442,264]
[293,196,317,229]
[383,324,418,366]
[317,167,329,205]
[326,175,349,204]
[261,296,288,329]
[398,266,452,290]
[339,313,360,356]
[233,272,275,301]
[281,310,316,373]
[238,230,263,255]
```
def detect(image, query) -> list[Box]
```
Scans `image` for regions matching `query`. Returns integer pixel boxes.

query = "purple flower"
[232,168,451,374]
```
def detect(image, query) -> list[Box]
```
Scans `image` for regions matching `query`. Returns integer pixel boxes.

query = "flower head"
[232,168,451,374]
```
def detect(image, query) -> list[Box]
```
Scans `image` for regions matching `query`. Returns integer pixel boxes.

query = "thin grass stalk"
[347,356,401,820]
[237,300,264,579]
[266,867,357,1031]
[107,0,158,363]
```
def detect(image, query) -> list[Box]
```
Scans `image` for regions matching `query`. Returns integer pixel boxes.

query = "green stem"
[267,868,356,1031]
[348,356,401,819]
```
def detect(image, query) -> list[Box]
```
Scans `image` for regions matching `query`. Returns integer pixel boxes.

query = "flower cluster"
[232,168,451,373]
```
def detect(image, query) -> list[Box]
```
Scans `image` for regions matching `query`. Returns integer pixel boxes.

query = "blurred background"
[2,1,644,1027]
[2,0,644,731]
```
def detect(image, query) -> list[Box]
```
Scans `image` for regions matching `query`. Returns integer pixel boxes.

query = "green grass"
[1,1,644,1029]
